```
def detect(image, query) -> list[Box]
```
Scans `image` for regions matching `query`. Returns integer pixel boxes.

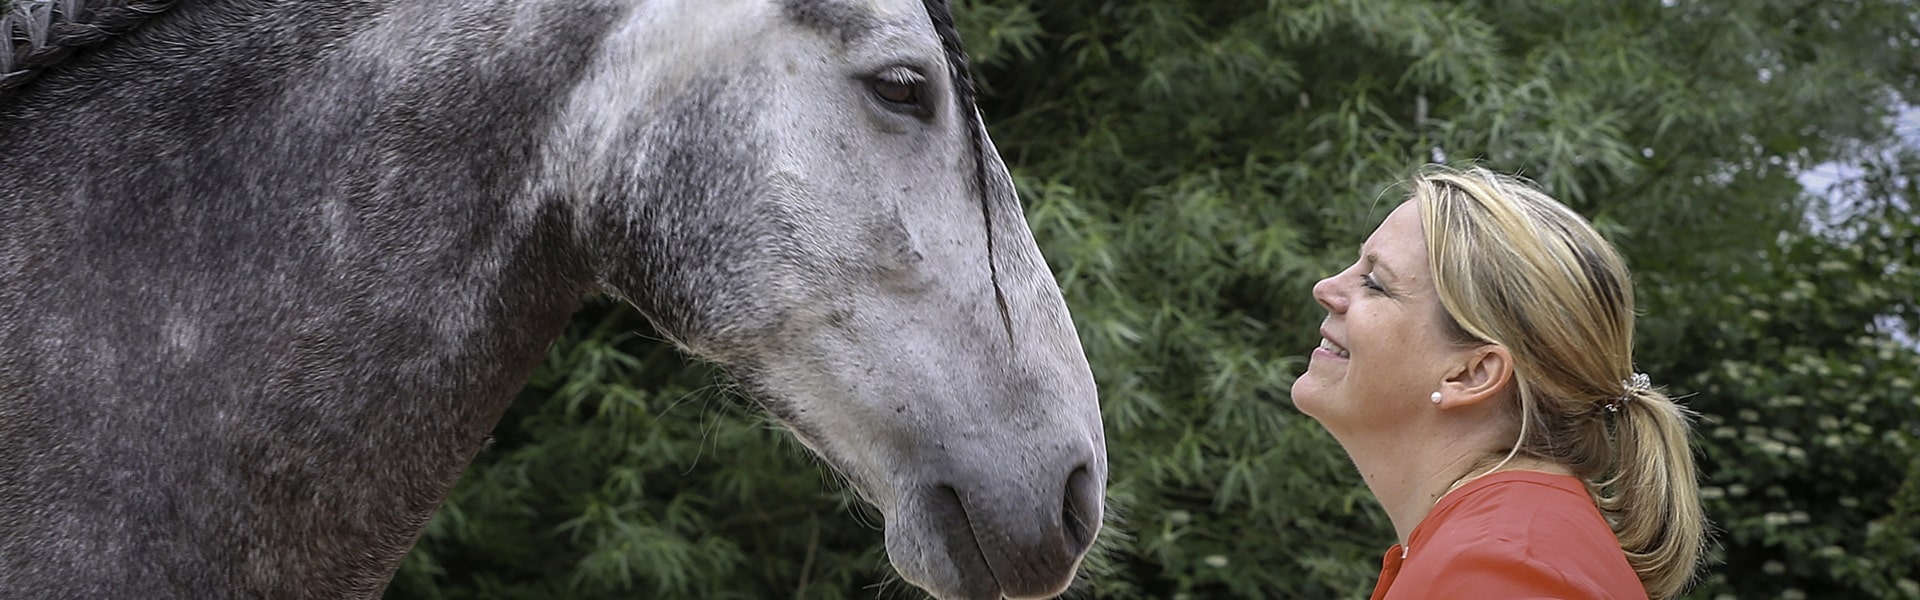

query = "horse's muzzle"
[897,456,1105,600]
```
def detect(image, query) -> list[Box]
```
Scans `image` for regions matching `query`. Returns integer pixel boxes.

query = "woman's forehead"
[1361,202,1427,266]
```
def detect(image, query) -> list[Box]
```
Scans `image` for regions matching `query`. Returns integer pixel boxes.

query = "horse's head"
[542,0,1105,597]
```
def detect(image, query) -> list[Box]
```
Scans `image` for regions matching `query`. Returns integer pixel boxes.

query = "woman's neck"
[1350,438,1570,544]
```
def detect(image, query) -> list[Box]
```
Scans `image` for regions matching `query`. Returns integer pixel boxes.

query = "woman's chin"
[1289,378,1329,418]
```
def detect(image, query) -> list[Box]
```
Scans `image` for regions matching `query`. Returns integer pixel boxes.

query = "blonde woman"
[1292,166,1707,599]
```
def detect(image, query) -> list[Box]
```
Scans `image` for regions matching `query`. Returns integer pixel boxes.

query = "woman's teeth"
[1319,338,1350,358]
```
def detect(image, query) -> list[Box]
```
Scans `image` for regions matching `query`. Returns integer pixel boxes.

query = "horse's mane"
[0,0,175,96]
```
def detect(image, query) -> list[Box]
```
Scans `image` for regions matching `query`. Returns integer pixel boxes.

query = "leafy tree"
[384,0,1920,598]
[1659,152,1920,599]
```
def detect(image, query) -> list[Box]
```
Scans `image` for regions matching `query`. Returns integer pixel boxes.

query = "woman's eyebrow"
[1363,252,1401,282]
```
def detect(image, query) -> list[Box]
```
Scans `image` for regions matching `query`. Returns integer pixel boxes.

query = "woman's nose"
[1312,275,1346,313]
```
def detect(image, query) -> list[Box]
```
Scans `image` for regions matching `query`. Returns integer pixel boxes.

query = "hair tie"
[1605,372,1652,413]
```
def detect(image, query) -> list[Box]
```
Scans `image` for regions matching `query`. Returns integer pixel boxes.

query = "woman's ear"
[1435,344,1513,409]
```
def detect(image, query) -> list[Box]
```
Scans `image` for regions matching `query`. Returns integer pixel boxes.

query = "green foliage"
[1652,153,1920,599]
[392,1,1920,598]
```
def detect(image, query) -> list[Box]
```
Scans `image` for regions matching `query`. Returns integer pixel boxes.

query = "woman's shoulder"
[1418,470,1618,552]
[1388,470,1646,600]
[1433,470,1599,527]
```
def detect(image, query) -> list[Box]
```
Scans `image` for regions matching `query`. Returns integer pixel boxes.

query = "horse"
[0,0,1107,598]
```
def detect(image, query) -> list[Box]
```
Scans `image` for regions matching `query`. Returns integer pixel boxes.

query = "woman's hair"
[1410,165,1706,599]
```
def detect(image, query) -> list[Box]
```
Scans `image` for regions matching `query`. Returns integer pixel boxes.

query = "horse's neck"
[1,0,609,362]
[0,0,624,595]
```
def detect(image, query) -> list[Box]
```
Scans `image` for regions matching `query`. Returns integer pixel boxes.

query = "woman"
[1291,166,1706,599]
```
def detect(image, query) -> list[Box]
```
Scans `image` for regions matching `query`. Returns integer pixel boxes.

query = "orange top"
[1369,470,1647,600]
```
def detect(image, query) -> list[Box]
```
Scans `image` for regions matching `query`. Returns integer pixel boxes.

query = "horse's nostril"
[1061,465,1100,556]
[927,485,999,599]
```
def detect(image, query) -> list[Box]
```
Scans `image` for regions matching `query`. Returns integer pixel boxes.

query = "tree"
[387,0,1920,598]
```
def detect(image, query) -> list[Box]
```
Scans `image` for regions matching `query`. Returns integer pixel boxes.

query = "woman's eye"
[1361,273,1386,292]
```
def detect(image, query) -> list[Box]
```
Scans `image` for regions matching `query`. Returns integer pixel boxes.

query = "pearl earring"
[1430,391,1443,404]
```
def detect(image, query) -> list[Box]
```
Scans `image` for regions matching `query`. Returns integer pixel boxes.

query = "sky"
[1793,103,1918,349]
[1797,103,1920,210]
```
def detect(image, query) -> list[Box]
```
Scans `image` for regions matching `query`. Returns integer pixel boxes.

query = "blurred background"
[387,1,1920,598]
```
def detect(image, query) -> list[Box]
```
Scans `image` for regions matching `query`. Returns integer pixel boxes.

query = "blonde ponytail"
[1599,387,1706,599]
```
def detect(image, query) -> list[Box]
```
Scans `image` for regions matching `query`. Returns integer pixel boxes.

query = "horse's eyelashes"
[874,65,926,86]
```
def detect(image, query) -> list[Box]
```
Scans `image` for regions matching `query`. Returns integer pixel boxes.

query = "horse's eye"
[868,67,930,118]
[873,79,917,104]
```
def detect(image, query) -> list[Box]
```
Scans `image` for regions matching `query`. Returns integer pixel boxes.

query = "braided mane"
[0,0,175,96]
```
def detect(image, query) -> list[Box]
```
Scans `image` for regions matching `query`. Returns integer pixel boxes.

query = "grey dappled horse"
[0,0,1107,598]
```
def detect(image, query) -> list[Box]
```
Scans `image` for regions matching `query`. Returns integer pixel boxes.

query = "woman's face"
[1291,200,1464,440]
